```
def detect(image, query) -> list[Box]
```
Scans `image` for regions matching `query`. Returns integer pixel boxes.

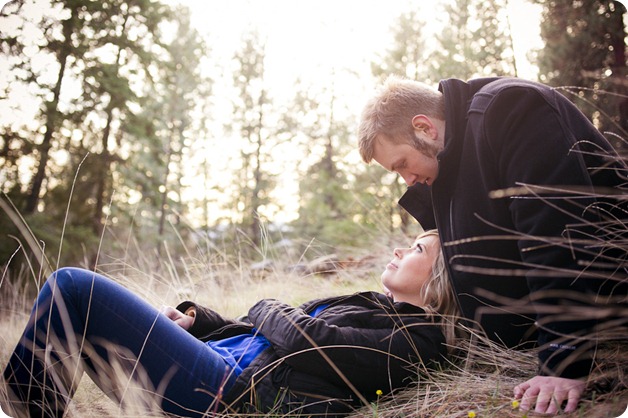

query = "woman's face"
[381,234,440,305]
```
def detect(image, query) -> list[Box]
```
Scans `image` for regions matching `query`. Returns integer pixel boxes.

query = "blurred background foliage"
[0,0,626,280]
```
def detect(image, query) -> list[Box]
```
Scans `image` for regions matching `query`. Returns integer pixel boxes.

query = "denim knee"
[46,267,95,301]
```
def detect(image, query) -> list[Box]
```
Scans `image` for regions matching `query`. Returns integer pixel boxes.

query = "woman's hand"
[514,375,586,414]
[161,305,196,331]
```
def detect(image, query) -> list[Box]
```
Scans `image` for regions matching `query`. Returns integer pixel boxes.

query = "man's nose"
[401,173,417,187]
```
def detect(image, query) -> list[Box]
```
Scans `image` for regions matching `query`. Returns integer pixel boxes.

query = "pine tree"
[154,7,205,238]
[429,0,516,80]
[0,0,98,214]
[535,0,627,136]
[78,0,170,236]
[0,0,189,269]
[229,32,277,248]
[371,9,430,81]
[287,79,366,249]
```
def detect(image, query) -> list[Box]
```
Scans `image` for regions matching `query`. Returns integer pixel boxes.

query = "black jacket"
[399,77,627,378]
[178,292,446,416]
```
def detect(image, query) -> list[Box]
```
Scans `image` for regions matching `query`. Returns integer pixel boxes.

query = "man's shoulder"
[468,77,557,115]
[440,77,553,109]
[475,77,551,97]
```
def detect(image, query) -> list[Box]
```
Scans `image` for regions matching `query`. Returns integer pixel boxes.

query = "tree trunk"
[158,131,174,238]
[93,109,114,235]
[24,8,76,213]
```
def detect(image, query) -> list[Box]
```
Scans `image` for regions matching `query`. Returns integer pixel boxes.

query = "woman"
[2,230,459,417]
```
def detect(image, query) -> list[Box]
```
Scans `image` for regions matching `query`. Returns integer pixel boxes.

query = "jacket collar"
[398,78,502,223]
[435,78,502,188]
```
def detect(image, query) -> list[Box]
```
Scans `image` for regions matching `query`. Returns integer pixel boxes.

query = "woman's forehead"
[413,234,439,246]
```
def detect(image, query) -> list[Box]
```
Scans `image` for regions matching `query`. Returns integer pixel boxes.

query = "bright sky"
[179,0,543,103]
[185,0,542,71]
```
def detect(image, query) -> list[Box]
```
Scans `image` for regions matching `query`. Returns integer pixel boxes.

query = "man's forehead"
[373,137,401,169]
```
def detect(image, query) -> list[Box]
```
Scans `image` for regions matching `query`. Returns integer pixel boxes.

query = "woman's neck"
[392,293,423,308]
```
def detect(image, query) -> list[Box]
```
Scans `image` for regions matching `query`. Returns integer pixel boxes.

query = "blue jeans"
[3,267,237,418]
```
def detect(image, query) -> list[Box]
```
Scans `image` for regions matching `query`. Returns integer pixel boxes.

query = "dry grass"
[348,335,627,418]
[0,232,386,417]
[1,227,626,418]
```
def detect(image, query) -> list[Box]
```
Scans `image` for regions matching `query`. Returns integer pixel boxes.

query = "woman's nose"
[393,248,404,258]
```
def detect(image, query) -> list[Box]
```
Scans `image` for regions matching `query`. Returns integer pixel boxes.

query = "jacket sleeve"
[478,85,621,378]
[176,301,253,341]
[247,299,446,392]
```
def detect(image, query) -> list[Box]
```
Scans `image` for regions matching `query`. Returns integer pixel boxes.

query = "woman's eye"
[414,244,423,253]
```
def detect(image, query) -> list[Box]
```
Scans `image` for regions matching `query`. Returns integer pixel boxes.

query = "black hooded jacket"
[399,77,627,378]
[178,292,446,416]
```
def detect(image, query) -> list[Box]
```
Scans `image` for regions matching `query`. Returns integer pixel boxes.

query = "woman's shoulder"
[333,291,431,316]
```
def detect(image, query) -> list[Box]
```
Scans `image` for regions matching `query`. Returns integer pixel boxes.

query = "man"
[358,76,627,415]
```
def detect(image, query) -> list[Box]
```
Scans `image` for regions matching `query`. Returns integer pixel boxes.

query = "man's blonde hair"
[358,75,445,163]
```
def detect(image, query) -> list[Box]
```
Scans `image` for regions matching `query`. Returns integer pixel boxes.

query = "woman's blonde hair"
[417,229,460,349]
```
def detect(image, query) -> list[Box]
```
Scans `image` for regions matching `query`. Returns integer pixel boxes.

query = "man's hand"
[514,375,586,414]
[161,305,195,330]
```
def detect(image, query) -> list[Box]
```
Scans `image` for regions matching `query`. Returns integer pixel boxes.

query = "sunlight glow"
[171,0,543,224]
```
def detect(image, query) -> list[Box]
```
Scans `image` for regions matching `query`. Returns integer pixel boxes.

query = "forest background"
[0,1,627,417]
[0,0,626,287]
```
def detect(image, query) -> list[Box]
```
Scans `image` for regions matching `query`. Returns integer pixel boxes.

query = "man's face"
[372,136,440,187]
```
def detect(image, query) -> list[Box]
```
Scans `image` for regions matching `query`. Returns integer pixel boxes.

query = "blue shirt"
[207,303,329,375]
[207,333,270,375]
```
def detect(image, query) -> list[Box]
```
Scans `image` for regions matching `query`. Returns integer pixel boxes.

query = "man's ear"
[411,115,438,140]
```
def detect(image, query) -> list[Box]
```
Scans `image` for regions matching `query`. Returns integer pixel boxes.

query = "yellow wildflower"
[468,411,476,418]
[375,389,383,397]
[512,400,520,409]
